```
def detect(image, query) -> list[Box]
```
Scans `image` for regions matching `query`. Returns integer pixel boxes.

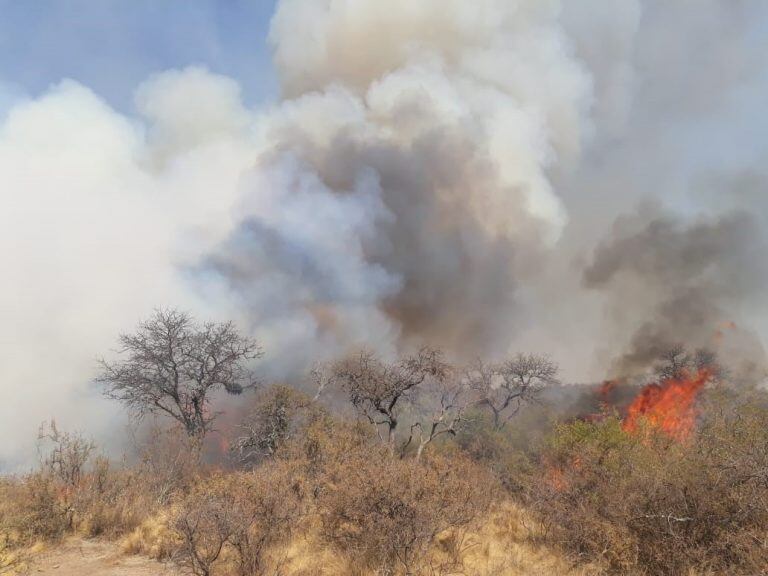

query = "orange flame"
[546,465,568,492]
[545,456,582,492]
[622,368,711,441]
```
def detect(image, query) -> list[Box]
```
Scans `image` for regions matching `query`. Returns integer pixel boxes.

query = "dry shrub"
[453,410,538,494]
[233,385,324,467]
[133,424,203,505]
[0,423,198,558]
[120,511,179,560]
[529,395,768,575]
[70,426,203,539]
[0,463,143,547]
[172,460,304,576]
[315,442,497,575]
[72,458,150,538]
[453,501,602,576]
[0,472,69,545]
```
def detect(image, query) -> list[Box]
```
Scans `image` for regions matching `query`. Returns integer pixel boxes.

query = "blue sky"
[0,0,279,110]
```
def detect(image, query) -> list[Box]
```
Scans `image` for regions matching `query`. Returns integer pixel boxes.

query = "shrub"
[0,531,25,575]
[134,424,203,505]
[233,385,323,466]
[173,460,304,576]
[316,445,496,575]
[529,396,768,575]
[453,409,537,494]
[1,472,70,544]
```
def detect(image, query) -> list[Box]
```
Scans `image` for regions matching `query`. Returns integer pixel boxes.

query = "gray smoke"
[583,204,768,380]
[199,0,594,369]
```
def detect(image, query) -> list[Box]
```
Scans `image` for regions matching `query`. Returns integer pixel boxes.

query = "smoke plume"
[584,205,768,380]
[1,0,767,468]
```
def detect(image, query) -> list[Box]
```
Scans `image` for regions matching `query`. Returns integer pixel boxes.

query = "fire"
[622,368,711,441]
[546,456,582,492]
[597,379,618,410]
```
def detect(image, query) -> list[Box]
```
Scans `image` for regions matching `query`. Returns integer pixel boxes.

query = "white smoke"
[0,72,261,468]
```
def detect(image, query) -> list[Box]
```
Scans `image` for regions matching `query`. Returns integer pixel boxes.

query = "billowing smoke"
[0,72,259,469]
[1,0,767,469]
[212,0,593,362]
[583,204,768,380]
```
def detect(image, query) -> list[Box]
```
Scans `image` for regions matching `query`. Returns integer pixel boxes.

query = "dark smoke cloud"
[583,205,768,379]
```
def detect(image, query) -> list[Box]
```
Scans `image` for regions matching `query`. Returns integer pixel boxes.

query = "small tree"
[173,464,303,576]
[469,354,559,429]
[331,348,447,448]
[317,447,495,574]
[37,420,95,489]
[97,309,261,438]
[403,369,469,461]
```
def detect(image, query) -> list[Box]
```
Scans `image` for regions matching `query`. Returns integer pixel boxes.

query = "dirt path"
[28,539,186,576]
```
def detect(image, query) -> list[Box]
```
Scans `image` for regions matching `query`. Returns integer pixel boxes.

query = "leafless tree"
[37,420,95,489]
[654,344,723,382]
[97,308,261,438]
[403,369,469,461]
[468,354,559,429]
[331,348,447,449]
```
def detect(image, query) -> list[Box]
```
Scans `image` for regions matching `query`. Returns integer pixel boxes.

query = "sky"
[0,0,279,110]
[1,0,767,470]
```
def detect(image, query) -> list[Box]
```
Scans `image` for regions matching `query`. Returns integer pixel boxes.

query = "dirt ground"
[27,539,186,576]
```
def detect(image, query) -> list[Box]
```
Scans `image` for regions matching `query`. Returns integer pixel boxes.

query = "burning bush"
[529,393,768,575]
[622,367,712,441]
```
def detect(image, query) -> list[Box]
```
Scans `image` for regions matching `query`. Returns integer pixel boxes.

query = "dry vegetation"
[4,388,767,575]
[2,311,767,576]
[528,395,768,575]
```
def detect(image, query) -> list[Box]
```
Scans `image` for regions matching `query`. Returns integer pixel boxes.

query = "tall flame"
[622,368,711,441]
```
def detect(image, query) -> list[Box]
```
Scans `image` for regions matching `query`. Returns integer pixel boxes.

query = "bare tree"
[468,354,559,429]
[331,348,447,448]
[97,309,261,437]
[403,369,469,461]
[412,377,469,460]
[37,420,95,489]
[654,344,723,382]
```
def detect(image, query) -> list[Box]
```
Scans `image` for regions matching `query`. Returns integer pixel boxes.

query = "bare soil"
[27,539,186,576]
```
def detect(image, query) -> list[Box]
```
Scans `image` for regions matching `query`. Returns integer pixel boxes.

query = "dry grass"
[446,502,602,576]
[120,511,180,560]
[111,500,597,576]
